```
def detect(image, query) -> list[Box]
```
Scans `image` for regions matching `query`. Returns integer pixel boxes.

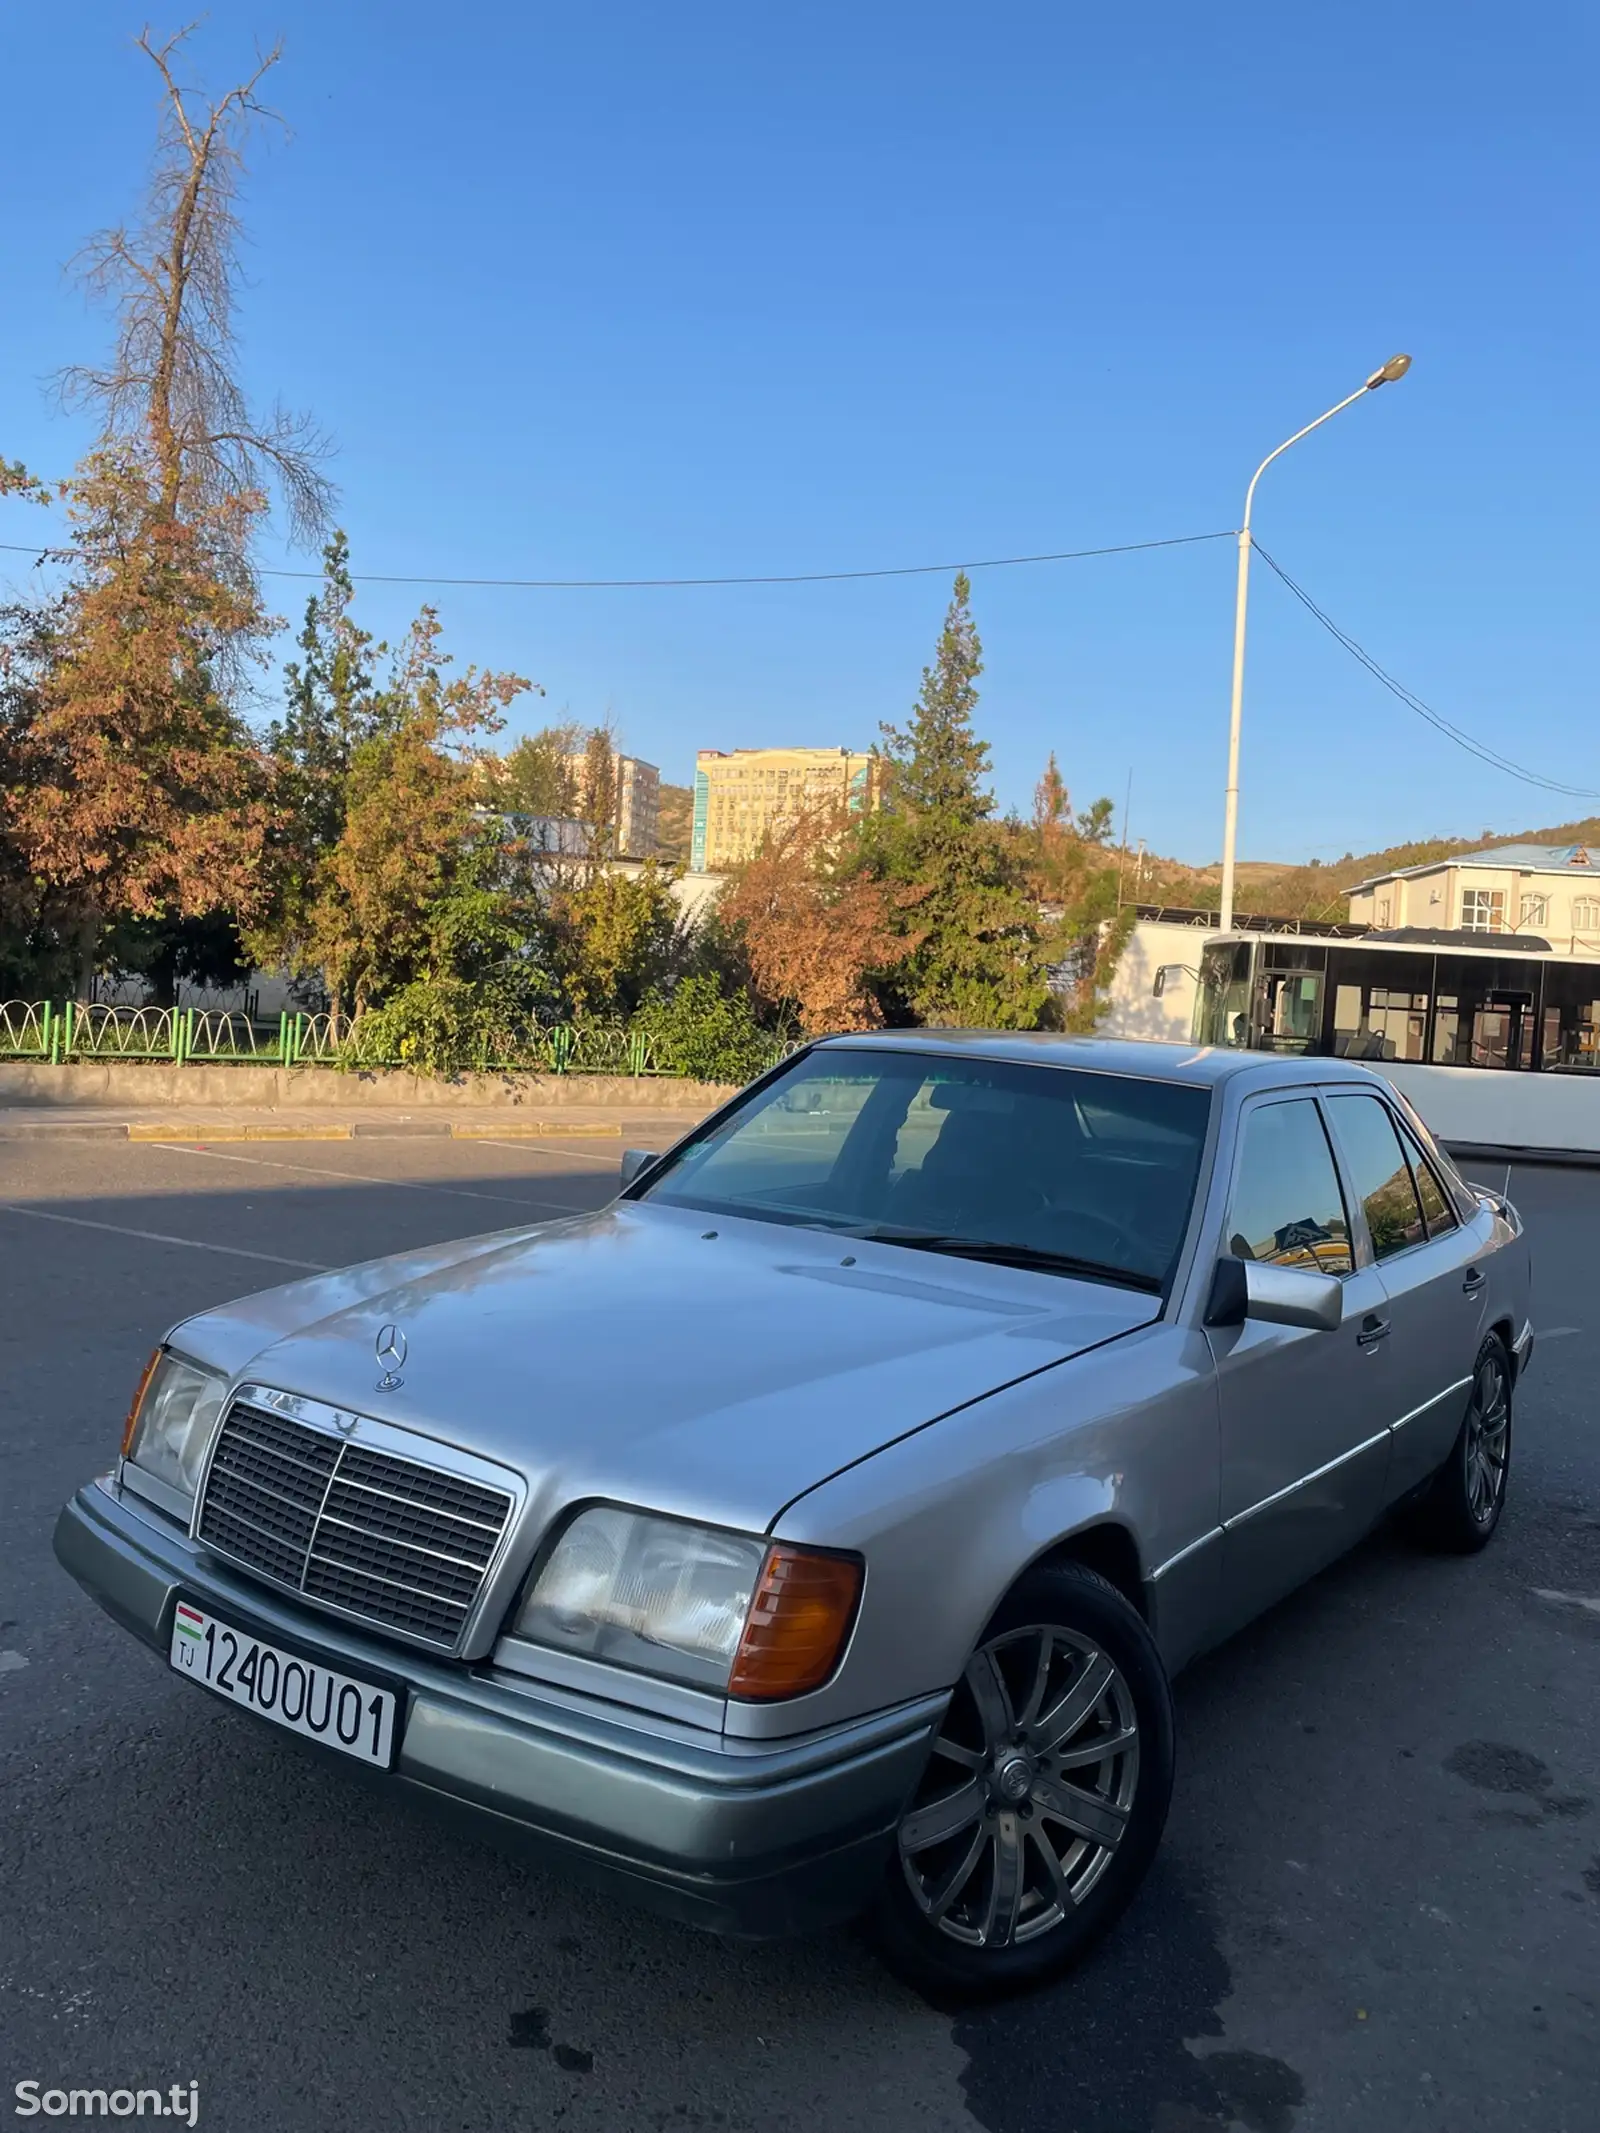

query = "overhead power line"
[1252,542,1600,804]
[0,528,1231,590]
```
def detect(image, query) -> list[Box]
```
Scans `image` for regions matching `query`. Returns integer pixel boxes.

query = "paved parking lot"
[2,1132,1597,2133]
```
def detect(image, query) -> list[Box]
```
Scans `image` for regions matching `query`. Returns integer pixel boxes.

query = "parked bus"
[1192,929,1600,1074]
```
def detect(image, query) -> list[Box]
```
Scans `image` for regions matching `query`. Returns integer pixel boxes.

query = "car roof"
[810,1030,1391,1093]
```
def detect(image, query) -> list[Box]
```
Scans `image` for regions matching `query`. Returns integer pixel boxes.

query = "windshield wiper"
[854,1229,1162,1294]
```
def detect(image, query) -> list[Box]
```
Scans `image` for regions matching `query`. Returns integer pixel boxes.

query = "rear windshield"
[635,1048,1211,1295]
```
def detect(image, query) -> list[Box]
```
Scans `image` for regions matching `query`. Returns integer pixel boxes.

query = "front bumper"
[54,1481,942,1939]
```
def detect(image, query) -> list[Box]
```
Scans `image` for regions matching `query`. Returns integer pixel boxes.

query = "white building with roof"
[1345,842,1600,953]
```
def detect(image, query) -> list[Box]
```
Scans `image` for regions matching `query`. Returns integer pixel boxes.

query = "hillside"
[1200,814,1600,922]
[655,781,694,864]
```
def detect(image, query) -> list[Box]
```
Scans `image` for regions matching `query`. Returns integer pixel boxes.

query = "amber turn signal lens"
[728,1546,862,1701]
[121,1348,162,1457]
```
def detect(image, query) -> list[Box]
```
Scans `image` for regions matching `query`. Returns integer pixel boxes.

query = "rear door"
[1209,1093,1394,1632]
[1321,1091,1489,1498]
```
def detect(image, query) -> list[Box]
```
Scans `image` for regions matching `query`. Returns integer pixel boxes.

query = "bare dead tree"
[62,22,334,548]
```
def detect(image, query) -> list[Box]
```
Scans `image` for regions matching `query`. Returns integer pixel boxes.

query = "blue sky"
[2,1,1596,866]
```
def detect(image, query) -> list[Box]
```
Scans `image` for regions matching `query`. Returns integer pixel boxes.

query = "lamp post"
[1218,353,1412,933]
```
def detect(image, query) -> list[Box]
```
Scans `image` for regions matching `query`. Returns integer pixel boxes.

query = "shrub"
[342,975,537,1077]
[634,974,777,1086]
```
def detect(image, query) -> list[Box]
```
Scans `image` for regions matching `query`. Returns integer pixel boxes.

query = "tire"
[866,1561,1175,2003]
[1407,1332,1513,1554]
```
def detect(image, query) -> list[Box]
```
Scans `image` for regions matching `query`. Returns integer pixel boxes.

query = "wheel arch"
[1486,1314,1518,1380]
[1001,1521,1150,1624]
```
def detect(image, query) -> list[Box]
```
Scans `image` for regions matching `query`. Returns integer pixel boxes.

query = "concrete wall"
[0,1063,734,1111]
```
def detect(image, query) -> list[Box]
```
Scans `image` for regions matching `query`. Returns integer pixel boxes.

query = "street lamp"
[1217,354,1413,933]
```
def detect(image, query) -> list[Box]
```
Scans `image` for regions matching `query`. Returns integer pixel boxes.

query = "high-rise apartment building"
[690,747,879,871]
[566,752,661,858]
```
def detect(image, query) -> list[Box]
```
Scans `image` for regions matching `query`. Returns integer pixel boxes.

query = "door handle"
[1462,1268,1486,1295]
[1357,1314,1392,1348]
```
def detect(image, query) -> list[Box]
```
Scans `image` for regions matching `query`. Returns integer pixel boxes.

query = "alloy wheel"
[1464,1351,1510,1524]
[898,1624,1140,1949]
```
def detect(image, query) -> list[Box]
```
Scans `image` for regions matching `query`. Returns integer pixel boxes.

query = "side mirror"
[1205,1256,1342,1334]
[1152,963,1194,999]
[619,1148,657,1190]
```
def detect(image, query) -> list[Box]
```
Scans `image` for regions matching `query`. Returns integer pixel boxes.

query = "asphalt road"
[2,1132,1597,2133]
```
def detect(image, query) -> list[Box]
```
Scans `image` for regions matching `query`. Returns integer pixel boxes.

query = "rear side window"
[1226,1099,1353,1275]
[1395,1118,1459,1237]
[1325,1095,1426,1260]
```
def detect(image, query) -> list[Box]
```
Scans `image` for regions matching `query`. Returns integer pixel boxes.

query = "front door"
[1208,1094,1394,1634]
[1322,1092,1491,1498]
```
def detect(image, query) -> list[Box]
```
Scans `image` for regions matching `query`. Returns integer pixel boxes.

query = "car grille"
[196,1402,514,1648]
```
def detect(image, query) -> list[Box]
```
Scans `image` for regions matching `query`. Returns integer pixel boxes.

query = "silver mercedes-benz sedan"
[55,1035,1531,1997]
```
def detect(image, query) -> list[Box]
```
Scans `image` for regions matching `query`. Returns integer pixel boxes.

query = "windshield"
[634,1048,1211,1294]
[1195,941,1253,1048]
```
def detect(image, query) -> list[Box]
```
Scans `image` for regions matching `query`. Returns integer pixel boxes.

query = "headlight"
[514,1507,862,1699]
[122,1350,227,1499]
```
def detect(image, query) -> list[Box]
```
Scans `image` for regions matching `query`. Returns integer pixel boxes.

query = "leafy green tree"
[578,727,621,858]
[546,863,683,1021]
[271,534,383,843]
[489,724,578,819]
[878,572,991,825]
[294,608,532,1030]
[114,911,251,1010]
[862,573,1053,1028]
[251,533,394,983]
[344,834,558,1075]
[1077,796,1116,846]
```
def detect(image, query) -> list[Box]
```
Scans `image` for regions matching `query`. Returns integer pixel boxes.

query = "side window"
[1226,1099,1354,1276]
[1395,1118,1459,1237]
[1325,1095,1427,1260]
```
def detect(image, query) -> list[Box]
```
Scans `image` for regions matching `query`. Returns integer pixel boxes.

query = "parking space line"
[149,1142,587,1214]
[468,1138,643,1166]
[0,1201,329,1271]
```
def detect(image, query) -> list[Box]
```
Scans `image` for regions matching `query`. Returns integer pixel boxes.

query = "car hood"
[173,1202,1156,1534]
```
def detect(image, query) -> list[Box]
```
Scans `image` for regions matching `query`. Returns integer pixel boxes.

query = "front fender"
[725,1320,1221,1741]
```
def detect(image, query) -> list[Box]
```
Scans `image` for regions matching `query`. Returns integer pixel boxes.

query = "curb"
[0,1118,633,1144]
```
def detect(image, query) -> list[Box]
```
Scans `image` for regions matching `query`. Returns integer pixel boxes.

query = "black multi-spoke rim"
[898,1624,1139,1949]
[1465,1353,1510,1524]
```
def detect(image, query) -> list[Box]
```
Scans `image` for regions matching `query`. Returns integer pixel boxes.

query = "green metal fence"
[0,1002,791,1079]
[0,1002,337,1067]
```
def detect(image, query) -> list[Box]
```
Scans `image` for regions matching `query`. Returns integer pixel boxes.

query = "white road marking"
[467,1137,647,1167]
[0,1200,328,1271]
[1539,1326,1581,1340]
[0,1651,28,1676]
[1532,1589,1600,1617]
[151,1141,583,1214]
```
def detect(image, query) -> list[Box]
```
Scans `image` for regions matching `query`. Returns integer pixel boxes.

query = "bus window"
[1258,970,1323,1051]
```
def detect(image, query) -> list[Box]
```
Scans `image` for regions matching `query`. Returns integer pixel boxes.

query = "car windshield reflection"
[634,1048,1210,1295]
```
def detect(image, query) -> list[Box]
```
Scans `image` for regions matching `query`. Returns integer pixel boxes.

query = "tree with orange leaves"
[9,454,275,995]
[721,806,909,1034]
[2,25,330,996]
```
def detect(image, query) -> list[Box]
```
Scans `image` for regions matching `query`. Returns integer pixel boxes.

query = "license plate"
[168,1602,398,1768]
